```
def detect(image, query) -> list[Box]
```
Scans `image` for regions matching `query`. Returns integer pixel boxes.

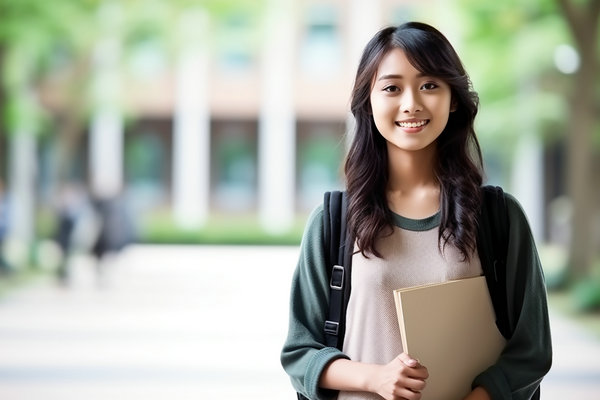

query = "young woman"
[281,22,552,400]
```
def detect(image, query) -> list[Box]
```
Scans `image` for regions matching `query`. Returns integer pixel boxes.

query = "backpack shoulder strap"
[477,186,541,398]
[477,185,511,339]
[322,191,352,349]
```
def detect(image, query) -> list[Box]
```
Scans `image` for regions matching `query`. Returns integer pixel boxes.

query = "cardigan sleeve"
[280,205,350,400]
[472,193,553,399]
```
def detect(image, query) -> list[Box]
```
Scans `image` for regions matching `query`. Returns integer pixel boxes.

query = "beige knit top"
[338,211,482,400]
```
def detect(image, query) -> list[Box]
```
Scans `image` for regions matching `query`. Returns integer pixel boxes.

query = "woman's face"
[370,48,453,154]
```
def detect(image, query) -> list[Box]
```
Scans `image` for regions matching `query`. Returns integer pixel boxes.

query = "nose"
[400,89,423,114]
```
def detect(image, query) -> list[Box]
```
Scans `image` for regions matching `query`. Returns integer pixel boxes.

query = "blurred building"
[35,0,431,233]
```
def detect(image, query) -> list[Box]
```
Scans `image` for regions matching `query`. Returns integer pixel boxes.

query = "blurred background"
[0,0,598,399]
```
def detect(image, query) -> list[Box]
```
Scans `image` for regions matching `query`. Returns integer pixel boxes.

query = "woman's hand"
[463,386,491,400]
[368,353,429,400]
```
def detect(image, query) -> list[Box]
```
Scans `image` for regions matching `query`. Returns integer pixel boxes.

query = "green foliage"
[539,244,569,289]
[455,0,572,151]
[0,0,97,133]
[548,289,600,339]
[0,0,98,68]
[571,257,600,310]
[572,278,600,312]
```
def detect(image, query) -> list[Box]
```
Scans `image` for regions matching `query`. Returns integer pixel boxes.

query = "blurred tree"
[0,0,265,193]
[456,0,599,283]
[0,0,98,183]
[556,0,600,282]
[456,0,569,150]
[0,0,99,250]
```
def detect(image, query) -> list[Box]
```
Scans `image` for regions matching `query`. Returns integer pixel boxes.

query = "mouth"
[395,119,430,128]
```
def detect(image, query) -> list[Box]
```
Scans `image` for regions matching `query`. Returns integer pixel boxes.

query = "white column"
[349,0,382,69]
[5,47,38,263]
[511,133,544,242]
[345,0,383,147]
[89,104,123,198]
[89,2,123,199]
[172,9,210,229]
[511,82,544,242]
[258,0,296,234]
[8,129,36,246]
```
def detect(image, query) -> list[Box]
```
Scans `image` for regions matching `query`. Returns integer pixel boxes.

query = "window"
[296,121,345,209]
[216,13,256,73]
[125,120,171,209]
[127,37,168,81]
[300,4,341,78]
[211,120,258,212]
[388,6,416,26]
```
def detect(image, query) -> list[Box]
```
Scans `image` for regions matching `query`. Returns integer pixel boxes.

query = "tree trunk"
[44,54,91,196]
[0,45,6,179]
[567,59,596,281]
[558,0,600,281]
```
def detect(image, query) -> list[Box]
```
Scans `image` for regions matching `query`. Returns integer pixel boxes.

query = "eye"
[383,85,400,93]
[421,82,439,91]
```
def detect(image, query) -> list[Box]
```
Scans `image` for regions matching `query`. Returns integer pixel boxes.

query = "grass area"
[0,268,51,300]
[139,211,308,245]
[36,205,310,246]
[548,290,600,340]
[540,244,600,340]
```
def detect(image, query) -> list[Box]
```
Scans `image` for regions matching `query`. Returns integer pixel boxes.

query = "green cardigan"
[280,193,552,400]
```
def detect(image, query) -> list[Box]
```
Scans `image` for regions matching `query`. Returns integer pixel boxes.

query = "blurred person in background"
[0,179,12,275]
[54,186,136,288]
[54,183,99,285]
[90,191,137,287]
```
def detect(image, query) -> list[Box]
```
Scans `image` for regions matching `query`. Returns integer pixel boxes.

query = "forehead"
[374,48,422,78]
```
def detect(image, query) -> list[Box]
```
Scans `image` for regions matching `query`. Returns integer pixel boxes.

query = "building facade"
[68,0,430,233]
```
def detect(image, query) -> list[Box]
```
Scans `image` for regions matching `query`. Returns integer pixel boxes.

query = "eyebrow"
[377,72,428,81]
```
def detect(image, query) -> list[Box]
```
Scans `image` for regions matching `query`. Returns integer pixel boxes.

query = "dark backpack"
[321,186,511,347]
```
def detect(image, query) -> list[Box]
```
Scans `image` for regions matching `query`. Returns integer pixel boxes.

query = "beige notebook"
[393,276,506,400]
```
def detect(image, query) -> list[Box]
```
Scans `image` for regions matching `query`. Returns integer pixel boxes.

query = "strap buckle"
[324,320,339,336]
[330,265,344,290]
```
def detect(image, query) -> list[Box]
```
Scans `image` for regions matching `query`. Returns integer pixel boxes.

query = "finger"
[405,377,427,392]
[394,386,423,400]
[396,359,428,380]
[408,365,429,380]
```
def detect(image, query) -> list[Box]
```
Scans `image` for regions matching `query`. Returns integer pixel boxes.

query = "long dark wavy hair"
[345,22,483,260]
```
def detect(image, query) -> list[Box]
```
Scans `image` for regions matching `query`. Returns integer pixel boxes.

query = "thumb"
[397,352,419,367]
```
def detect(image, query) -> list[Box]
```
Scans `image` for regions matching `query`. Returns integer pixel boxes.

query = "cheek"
[439,94,453,114]
[369,100,388,133]
[370,95,393,121]
[426,98,452,121]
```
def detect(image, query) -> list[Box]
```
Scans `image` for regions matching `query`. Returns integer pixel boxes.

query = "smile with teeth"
[396,120,429,128]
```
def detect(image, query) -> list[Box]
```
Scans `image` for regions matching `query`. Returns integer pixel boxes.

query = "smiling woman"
[281,21,552,400]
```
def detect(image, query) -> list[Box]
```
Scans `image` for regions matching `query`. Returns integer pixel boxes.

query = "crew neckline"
[391,211,441,231]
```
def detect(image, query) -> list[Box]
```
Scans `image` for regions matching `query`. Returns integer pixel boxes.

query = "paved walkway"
[0,245,598,399]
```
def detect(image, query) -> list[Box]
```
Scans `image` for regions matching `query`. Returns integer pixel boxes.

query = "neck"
[386,145,438,192]
[386,144,440,218]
